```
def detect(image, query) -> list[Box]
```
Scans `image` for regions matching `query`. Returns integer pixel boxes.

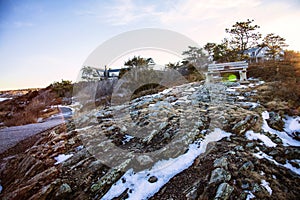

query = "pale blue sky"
[0,0,299,90]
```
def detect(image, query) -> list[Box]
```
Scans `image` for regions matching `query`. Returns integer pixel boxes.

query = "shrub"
[50,80,73,97]
[248,60,300,112]
[3,90,57,126]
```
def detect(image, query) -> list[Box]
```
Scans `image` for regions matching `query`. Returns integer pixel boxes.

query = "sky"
[0,0,300,90]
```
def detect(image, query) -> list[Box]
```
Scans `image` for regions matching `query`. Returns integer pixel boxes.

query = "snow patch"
[283,160,300,175]
[226,88,236,92]
[245,130,277,147]
[239,102,259,109]
[284,116,300,135]
[75,145,84,151]
[254,151,300,175]
[102,128,231,200]
[261,180,272,195]
[54,154,73,165]
[0,97,11,102]
[261,111,300,146]
[230,85,248,89]
[246,191,255,200]
[122,134,134,144]
[75,125,93,132]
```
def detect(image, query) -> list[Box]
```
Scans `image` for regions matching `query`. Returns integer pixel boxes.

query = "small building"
[244,47,284,62]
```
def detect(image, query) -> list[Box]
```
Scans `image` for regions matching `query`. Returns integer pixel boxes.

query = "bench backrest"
[208,61,248,72]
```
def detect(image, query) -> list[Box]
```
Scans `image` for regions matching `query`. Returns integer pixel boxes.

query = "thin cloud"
[13,21,34,28]
[104,0,162,25]
[74,10,98,17]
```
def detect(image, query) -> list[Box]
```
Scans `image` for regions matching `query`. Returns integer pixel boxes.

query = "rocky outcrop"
[0,79,299,199]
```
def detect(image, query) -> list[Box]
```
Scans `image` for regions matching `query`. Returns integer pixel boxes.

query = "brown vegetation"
[248,59,300,113]
[0,80,73,127]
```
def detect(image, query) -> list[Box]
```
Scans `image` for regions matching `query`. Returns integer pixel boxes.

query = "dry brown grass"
[3,90,57,126]
[248,60,300,112]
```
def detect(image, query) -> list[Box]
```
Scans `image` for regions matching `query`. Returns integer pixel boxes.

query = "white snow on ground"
[122,134,134,144]
[75,125,93,132]
[226,88,236,92]
[283,160,300,175]
[238,102,259,109]
[0,97,11,102]
[230,85,249,89]
[102,129,231,200]
[54,154,73,165]
[246,191,255,200]
[261,111,300,146]
[254,151,300,175]
[245,130,277,147]
[261,180,272,195]
[284,116,300,135]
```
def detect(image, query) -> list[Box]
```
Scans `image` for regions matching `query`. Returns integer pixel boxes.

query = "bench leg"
[239,70,247,81]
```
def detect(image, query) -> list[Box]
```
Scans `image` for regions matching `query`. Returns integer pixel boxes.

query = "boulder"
[55,183,72,197]
[214,183,234,200]
[148,176,158,183]
[209,168,231,184]
[239,161,254,172]
[213,157,228,170]
[232,115,258,135]
[266,111,284,131]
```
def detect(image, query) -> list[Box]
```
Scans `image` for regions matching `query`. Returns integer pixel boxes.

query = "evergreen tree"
[226,19,261,56]
[262,33,288,60]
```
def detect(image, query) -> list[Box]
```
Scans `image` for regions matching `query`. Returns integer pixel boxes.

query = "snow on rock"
[226,88,236,92]
[75,125,93,132]
[261,111,300,147]
[238,102,260,109]
[230,85,249,89]
[261,179,272,195]
[284,116,300,135]
[283,160,300,176]
[54,154,73,165]
[0,97,11,102]
[254,151,300,175]
[246,191,255,200]
[245,130,277,147]
[102,129,231,200]
[122,134,134,144]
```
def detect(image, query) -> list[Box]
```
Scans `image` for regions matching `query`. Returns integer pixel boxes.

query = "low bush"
[50,80,73,98]
[248,60,300,112]
[3,90,58,126]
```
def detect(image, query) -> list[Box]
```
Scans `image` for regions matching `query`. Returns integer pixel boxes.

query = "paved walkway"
[0,107,72,154]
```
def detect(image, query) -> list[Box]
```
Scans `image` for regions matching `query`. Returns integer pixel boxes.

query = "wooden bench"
[206,61,248,82]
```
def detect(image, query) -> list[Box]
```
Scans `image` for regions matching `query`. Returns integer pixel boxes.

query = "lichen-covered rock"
[214,157,228,170]
[209,168,231,184]
[214,183,234,200]
[232,115,258,135]
[1,79,300,200]
[239,161,254,172]
[267,111,285,131]
[55,183,72,197]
